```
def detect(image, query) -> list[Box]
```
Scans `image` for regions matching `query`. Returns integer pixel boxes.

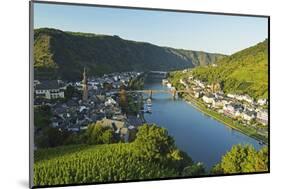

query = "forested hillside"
[190,39,268,99]
[169,48,224,67]
[34,28,225,80]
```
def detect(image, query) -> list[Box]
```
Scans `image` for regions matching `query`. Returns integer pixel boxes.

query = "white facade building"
[202,95,215,104]
[257,110,268,125]
[257,99,268,106]
[35,80,65,100]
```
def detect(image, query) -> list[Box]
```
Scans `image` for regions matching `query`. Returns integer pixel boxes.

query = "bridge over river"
[146,71,168,79]
[126,88,191,98]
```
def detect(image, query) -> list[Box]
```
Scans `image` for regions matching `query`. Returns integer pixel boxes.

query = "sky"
[33,2,268,55]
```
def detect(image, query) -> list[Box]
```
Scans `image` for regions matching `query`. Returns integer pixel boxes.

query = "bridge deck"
[127,89,190,94]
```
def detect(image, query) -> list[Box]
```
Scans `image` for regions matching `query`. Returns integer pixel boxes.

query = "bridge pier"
[149,90,153,99]
[172,90,177,99]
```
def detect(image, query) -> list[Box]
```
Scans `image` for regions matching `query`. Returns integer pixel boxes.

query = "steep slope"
[191,39,268,99]
[169,48,225,67]
[34,28,225,80]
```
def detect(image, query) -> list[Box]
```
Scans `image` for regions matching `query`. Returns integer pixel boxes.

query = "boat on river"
[143,98,152,113]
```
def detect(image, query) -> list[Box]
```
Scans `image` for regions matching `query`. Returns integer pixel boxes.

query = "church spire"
[82,67,88,101]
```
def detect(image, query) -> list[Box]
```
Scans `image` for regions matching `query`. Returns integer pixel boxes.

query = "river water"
[143,78,262,169]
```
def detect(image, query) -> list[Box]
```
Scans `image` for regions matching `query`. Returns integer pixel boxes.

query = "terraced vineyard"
[33,124,209,186]
[34,143,181,185]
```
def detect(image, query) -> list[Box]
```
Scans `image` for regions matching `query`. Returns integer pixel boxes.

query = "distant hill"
[191,39,268,99]
[34,28,225,80]
[168,48,225,67]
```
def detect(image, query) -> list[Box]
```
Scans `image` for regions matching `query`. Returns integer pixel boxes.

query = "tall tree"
[211,144,268,174]
[134,124,175,160]
[119,89,128,113]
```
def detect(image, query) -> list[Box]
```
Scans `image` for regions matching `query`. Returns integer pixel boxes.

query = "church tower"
[82,67,88,101]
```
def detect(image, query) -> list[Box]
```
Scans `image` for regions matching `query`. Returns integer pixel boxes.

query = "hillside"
[33,124,207,186]
[190,39,268,99]
[34,28,225,80]
[169,48,225,67]
[34,143,177,185]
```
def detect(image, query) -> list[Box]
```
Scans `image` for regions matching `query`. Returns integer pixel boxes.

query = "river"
[143,78,262,169]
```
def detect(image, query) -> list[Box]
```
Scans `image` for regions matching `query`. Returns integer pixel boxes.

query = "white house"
[223,104,236,117]
[257,110,268,125]
[213,100,224,108]
[167,83,172,88]
[35,80,65,99]
[202,95,215,104]
[104,97,117,106]
[223,103,243,118]
[242,95,254,104]
[194,91,201,98]
[79,106,88,112]
[34,80,40,86]
[194,79,205,89]
[180,79,188,88]
[113,76,118,81]
[227,93,254,104]
[241,111,256,121]
[227,93,236,99]
[257,99,267,106]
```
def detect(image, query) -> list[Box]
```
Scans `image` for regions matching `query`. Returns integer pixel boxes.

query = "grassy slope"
[191,39,268,99]
[34,28,225,80]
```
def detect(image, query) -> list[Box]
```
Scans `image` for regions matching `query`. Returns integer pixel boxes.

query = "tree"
[34,105,51,129]
[101,129,115,144]
[211,144,268,174]
[86,123,115,145]
[128,128,137,142]
[35,127,69,148]
[182,163,205,176]
[64,85,75,99]
[119,89,128,113]
[134,124,175,160]
[103,82,113,91]
[168,149,194,172]
[64,85,82,99]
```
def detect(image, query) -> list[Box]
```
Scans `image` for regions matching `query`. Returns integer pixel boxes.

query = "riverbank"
[180,93,268,144]
[143,77,264,168]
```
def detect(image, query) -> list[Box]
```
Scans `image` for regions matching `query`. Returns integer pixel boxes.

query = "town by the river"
[143,77,262,169]
[34,71,266,170]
